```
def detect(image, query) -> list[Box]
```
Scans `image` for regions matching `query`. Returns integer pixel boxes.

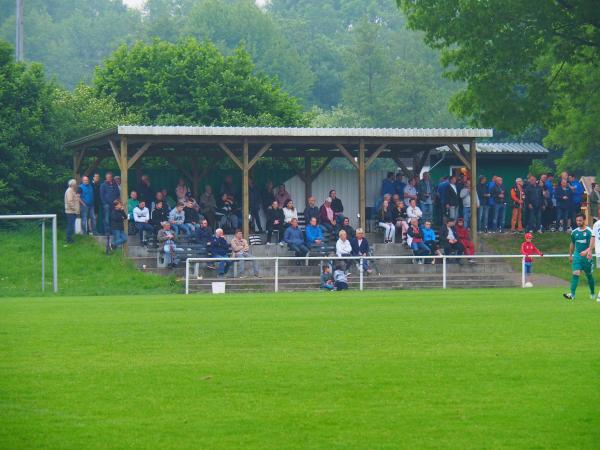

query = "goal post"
[0,214,58,293]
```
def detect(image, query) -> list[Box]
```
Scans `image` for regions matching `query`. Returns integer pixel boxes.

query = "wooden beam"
[335,143,358,168]
[393,157,413,179]
[283,157,306,183]
[165,155,193,182]
[304,156,312,202]
[313,156,333,180]
[365,144,386,169]
[470,140,478,247]
[109,140,122,171]
[448,144,471,170]
[358,140,366,230]
[120,137,129,239]
[248,143,271,169]
[83,157,105,177]
[191,158,200,198]
[127,142,151,169]
[414,148,432,176]
[218,143,243,170]
[242,139,250,239]
[74,149,85,180]
[458,144,472,167]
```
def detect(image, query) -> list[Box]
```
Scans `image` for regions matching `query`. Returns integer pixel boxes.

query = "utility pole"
[16,0,24,61]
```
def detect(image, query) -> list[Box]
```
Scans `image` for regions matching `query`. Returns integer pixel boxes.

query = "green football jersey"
[571,226,592,258]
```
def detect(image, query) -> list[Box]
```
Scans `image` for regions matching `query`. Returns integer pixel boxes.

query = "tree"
[93,38,307,127]
[0,39,136,214]
[398,0,600,173]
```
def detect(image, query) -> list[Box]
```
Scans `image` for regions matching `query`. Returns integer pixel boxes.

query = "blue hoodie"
[305,224,323,244]
[78,183,94,206]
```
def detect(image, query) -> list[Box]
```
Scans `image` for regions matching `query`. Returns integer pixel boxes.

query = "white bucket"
[211,282,226,294]
[75,218,82,234]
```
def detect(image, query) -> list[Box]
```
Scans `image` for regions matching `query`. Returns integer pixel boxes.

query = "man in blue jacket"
[284,218,309,262]
[100,172,121,235]
[569,174,584,225]
[210,228,231,277]
[77,175,95,235]
[305,216,324,246]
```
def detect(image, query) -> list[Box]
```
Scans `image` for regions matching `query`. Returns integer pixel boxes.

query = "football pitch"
[1,289,599,449]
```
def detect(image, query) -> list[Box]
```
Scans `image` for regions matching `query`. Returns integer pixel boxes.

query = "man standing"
[490,176,507,232]
[137,175,154,205]
[524,175,543,233]
[92,173,102,234]
[77,175,95,235]
[459,180,477,229]
[444,176,460,220]
[64,179,80,244]
[476,175,490,233]
[510,178,525,232]
[563,213,595,301]
[418,172,434,222]
[100,172,120,235]
[249,178,263,233]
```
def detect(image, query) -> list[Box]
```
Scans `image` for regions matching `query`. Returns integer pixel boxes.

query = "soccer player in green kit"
[563,213,596,300]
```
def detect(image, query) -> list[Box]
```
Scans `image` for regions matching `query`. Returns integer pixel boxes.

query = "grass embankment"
[482,231,594,283]
[0,226,178,297]
[1,289,599,449]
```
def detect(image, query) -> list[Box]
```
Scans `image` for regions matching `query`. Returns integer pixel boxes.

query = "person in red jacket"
[521,232,543,285]
[456,217,475,262]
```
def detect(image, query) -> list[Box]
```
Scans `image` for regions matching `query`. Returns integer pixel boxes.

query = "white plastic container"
[211,282,226,294]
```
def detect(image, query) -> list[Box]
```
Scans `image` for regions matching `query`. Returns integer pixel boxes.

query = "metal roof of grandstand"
[117,126,493,138]
[437,143,548,154]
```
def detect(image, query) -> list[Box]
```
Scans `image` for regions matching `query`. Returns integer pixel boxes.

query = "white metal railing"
[184,253,573,294]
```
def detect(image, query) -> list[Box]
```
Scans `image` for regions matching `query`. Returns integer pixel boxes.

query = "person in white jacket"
[336,229,353,270]
[282,199,299,224]
[133,200,154,245]
[406,199,423,221]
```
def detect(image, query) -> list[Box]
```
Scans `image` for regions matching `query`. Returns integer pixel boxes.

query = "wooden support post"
[414,149,431,177]
[393,156,413,179]
[336,144,358,168]
[365,144,386,169]
[448,144,471,170]
[73,149,85,181]
[109,140,121,168]
[358,140,366,230]
[218,143,243,170]
[120,137,129,239]
[242,139,250,239]
[127,142,151,169]
[313,156,333,180]
[83,157,105,178]
[304,156,312,204]
[470,139,478,247]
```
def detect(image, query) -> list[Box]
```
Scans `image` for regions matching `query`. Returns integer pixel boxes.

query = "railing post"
[274,257,279,292]
[521,256,526,288]
[41,220,45,292]
[185,259,190,295]
[442,255,447,289]
[52,215,58,293]
[359,257,364,291]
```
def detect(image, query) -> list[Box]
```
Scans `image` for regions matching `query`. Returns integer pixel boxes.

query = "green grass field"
[1,289,599,449]
[0,227,178,297]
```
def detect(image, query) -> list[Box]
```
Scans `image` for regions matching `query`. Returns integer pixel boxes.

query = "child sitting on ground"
[333,263,349,291]
[520,232,543,286]
[320,265,335,291]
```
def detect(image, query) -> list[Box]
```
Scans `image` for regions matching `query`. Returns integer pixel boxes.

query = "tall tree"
[398,0,600,172]
[93,38,307,126]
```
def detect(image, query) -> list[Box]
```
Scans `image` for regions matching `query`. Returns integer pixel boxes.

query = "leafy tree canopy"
[398,0,600,172]
[93,38,307,126]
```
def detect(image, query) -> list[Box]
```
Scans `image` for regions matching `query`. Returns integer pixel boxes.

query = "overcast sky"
[122,0,268,8]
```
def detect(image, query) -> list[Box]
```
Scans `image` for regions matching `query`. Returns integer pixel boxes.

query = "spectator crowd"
[64,168,594,285]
